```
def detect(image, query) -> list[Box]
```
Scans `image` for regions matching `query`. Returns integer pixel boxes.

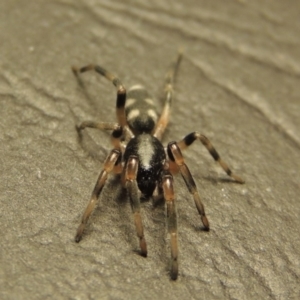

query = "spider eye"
[137,174,156,197]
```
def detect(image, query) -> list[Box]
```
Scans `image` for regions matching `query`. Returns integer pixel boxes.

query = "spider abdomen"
[125,85,159,134]
[124,133,165,197]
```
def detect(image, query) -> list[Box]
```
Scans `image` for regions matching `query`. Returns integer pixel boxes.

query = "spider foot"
[171,260,178,280]
[75,225,84,243]
[72,66,79,76]
[140,238,148,257]
[232,174,245,184]
[202,215,210,231]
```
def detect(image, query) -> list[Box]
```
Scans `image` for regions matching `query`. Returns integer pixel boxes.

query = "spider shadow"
[188,174,241,232]
[76,125,109,161]
[73,68,113,160]
[115,191,168,260]
[73,68,103,112]
[115,189,148,258]
[202,175,240,185]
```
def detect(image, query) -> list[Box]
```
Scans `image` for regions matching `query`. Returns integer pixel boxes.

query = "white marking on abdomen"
[126,98,136,107]
[147,109,158,121]
[127,109,140,121]
[145,98,154,105]
[129,84,144,91]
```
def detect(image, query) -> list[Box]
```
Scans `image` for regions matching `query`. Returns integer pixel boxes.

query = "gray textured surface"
[1,1,300,299]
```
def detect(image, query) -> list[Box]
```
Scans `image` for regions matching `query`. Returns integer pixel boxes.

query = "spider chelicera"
[72,52,244,280]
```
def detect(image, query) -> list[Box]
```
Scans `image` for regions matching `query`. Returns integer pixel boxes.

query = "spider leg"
[72,64,127,128]
[76,121,120,132]
[162,171,178,280]
[177,132,244,183]
[167,142,209,230]
[153,51,183,140]
[75,149,121,243]
[125,156,147,257]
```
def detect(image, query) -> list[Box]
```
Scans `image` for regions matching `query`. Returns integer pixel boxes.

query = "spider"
[72,52,244,280]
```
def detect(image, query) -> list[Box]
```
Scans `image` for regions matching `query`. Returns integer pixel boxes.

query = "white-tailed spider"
[72,52,244,280]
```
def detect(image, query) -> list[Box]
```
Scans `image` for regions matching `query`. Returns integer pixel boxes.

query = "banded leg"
[153,51,183,140]
[125,156,147,257]
[72,65,127,128]
[167,142,209,230]
[177,132,244,183]
[75,149,121,243]
[162,172,178,280]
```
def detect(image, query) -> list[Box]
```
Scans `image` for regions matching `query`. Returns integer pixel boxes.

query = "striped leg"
[153,51,183,140]
[75,149,121,242]
[72,65,127,128]
[167,142,209,230]
[162,172,178,280]
[177,132,244,183]
[125,156,147,257]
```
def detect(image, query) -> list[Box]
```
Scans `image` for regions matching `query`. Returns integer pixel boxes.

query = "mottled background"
[0,1,299,299]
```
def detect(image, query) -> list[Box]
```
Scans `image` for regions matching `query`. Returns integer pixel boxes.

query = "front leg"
[162,171,179,280]
[125,156,147,257]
